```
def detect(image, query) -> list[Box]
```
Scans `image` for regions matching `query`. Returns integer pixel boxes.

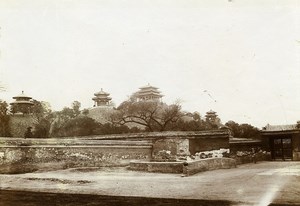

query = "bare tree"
[112,100,183,132]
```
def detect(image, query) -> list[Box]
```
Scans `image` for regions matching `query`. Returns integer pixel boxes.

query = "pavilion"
[92,88,112,107]
[134,84,163,102]
[10,91,34,114]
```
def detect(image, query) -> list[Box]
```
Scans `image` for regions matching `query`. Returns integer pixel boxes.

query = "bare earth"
[0,161,299,206]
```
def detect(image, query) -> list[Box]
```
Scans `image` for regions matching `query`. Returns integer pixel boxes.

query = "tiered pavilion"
[92,88,112,107]
[205,110,218,123]
[10,91,34,114]
[135,84,163,102]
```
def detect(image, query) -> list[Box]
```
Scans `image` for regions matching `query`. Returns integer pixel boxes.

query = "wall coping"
[0,145,152,149]
[0,130,229,140]
[82,130,230,140]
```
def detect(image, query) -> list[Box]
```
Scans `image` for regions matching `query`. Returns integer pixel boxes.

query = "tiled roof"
[139,83,159,90]
[94,88,110,96]
[262,124,298,131]
[12,91,32,99]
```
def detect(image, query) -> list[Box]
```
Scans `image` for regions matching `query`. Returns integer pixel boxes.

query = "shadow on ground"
[0,190,233,206]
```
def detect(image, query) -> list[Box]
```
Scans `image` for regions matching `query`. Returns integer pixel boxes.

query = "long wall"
[0,130,230,173]
[0,138,152,173]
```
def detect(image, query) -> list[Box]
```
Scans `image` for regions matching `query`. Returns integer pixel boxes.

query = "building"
[88,88,114,124]
[92,88,112,107]
[205,110,218,123]
[134,84,163,102]
[9,91,37,137]
[261,122,300,161]
[205,110,222,128]
[10,91,34,114]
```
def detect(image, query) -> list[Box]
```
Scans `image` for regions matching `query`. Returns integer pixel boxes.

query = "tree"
[225,120,260,139]
[10,103,31,114]
[82,109,89,116]
[54,116,100,137]
[0,101,11,136]
[113,100,183,132]
[31,100,52,120]
[72,101,81,117]
[45,101,92,137]
[33,115,53,138]
[162,111,211,131]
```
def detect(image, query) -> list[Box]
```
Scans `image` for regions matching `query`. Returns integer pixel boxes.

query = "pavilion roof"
[94,88,110,96]
[136,84,163,97]
[139,83,159,90]
[206,109,216,115]
[12,91,32,99]
[10,100,34,105]
[92,96,112,101]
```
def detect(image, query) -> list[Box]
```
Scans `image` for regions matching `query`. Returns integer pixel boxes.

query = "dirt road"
[0,162,299,205]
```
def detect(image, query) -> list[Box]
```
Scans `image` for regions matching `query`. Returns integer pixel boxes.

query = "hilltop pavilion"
[135,84,163,102]
[92,88,112,107]
[10,91,34,114]
[205,110,218,123]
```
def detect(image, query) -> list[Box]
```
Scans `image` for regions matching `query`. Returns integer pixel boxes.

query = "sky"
[0,0,299,128]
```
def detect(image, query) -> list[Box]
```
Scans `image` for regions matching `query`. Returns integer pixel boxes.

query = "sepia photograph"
[0,0,299,205]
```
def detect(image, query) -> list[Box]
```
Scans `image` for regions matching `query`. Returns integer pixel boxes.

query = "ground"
[0,161,299,206]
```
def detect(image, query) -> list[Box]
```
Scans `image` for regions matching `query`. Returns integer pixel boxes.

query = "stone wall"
[183,158,236,176]
[0,139,152,173]
[233,152,271,165]
[0,145,151,166]
[150,130,230,160]
[189,137,229,154]
[129,157,236,176]
[152,138,190,160]
[130,161,183,173]
[0,130,231,173]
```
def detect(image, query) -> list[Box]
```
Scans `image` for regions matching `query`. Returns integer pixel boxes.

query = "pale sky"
[0,0,299,128]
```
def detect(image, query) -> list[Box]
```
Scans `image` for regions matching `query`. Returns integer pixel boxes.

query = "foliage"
[10,103,31,114]
[0,101,11,136]
[54,116,100,137]
[169,118,206,131]
[72,101,81,116]
[82,109,89,116]
[31,100,52,120]
[113,100,183,132]
[225,120,260,139]
[33,117,52,138]
[26,100,52,138]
